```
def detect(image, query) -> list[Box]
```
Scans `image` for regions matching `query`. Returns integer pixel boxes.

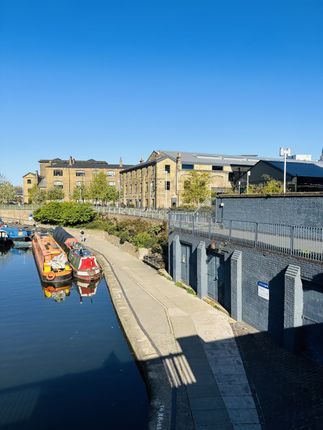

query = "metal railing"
[0,204,169,221]
[0,204,39,210]
[95,206,169,220]
[169,212,323,262]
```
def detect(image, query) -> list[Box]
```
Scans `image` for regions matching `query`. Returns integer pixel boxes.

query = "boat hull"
[32,233,73,285]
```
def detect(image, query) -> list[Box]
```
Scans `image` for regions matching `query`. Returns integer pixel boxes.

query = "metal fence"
[0,204,39,210]
[95,206,169,220]
[0,204,169,221]
[169,212,323,262]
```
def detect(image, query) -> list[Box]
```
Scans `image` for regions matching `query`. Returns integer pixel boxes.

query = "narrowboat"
[32,232,72,284]
[53,227,102,282]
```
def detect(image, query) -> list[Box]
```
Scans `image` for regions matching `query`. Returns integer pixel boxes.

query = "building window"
[53,169,63,176]
[182,164,194,170]
[76,171,85,176]
[212,165,223,171]
[165,164,171,173]
[107,171,116,177]
[165,181,170,190]
[54,181,63,189]
[108,181,115,186]
[27,179,32,184]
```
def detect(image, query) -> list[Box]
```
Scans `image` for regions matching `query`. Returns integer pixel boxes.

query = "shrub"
[132,232,157,248]
[33,202,96,225]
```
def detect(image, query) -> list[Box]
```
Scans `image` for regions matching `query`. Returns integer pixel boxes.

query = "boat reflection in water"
[76,279,100,304]
[0,242,12,256]
[42,283,73,302]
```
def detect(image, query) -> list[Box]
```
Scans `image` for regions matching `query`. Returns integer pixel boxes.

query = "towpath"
[68,228,261,430]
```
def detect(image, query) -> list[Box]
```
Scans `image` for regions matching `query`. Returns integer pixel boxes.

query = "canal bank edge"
[95,251,174,430]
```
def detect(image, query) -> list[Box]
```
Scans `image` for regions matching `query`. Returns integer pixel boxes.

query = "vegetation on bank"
[33,202,96,225]
[83,216,168,255]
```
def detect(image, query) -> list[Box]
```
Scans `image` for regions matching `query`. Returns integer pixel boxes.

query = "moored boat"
[0,228,10,244]
[32,232,72,284]
[1,225,32,242]
[53,227,102,282]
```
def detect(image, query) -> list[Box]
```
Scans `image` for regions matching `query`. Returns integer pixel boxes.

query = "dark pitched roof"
[265,160,323,178]
[43,159,131,169]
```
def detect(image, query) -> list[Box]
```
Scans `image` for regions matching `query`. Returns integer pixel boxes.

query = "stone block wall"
[216,195,323,227]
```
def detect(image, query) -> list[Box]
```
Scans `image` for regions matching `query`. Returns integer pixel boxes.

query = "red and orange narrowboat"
[32,232,73,284]
[53,227,102,282]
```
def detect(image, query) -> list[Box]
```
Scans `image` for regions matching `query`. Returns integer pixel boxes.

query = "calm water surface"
[0,246,148,430]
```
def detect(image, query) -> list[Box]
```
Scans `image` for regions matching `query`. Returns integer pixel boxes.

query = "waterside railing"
[169,211,323,262]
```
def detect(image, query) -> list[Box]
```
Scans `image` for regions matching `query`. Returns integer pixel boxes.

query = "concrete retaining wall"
[0,209,33,223]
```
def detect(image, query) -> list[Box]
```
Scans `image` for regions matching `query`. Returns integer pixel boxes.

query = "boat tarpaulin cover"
[51,253,68,270]
[53,227,74,246]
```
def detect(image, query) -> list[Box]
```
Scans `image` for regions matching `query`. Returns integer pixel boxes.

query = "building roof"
[23,172,37,178]
[121,150,267,173]
[40,158,132,169]
[263,160,323,178]
[160,150,264,166]
[38,177,47,188]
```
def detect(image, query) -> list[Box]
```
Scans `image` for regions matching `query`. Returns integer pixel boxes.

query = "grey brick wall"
[169,230,323,362]
[216,195,323,227]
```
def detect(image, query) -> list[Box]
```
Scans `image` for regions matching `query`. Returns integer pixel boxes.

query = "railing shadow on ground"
[1,326,323,430]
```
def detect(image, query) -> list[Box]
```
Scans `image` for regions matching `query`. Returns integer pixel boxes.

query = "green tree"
[248,175,283,194]
[47,187,65,201]
[72,184,89,202]
[182,171,211,207]
[28,185,47,204]
[89,172,119,204]
[0,179,16,204]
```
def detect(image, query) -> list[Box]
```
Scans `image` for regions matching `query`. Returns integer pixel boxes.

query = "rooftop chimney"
[69,156,73,166]
[119,157,123,167]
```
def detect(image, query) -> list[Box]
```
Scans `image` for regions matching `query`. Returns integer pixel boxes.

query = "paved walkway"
[71,229,261,430]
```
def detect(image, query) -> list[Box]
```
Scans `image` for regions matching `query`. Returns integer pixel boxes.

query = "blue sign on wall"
[257,281,269,300]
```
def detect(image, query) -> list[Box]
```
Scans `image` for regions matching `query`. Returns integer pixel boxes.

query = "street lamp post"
[165,170,168,208]
[246,171,251,193]
[279,147,292,193]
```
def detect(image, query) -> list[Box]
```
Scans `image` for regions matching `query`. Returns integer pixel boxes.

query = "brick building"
[23,157,132,203]
[120,150,262,208]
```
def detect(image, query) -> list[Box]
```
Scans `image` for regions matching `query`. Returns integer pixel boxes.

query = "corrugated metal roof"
[160,150,264,166]
[266,160,323,177]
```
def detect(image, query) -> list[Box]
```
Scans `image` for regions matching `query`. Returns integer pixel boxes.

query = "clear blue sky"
[1,0,322,184]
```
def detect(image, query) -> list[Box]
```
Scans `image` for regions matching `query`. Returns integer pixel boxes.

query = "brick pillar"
[197,241,207,299]
[172,234,181,282]
[284,265,303,352]
[231,250,242,321]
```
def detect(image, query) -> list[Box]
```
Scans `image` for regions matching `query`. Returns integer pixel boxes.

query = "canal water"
[0,246,148,430]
